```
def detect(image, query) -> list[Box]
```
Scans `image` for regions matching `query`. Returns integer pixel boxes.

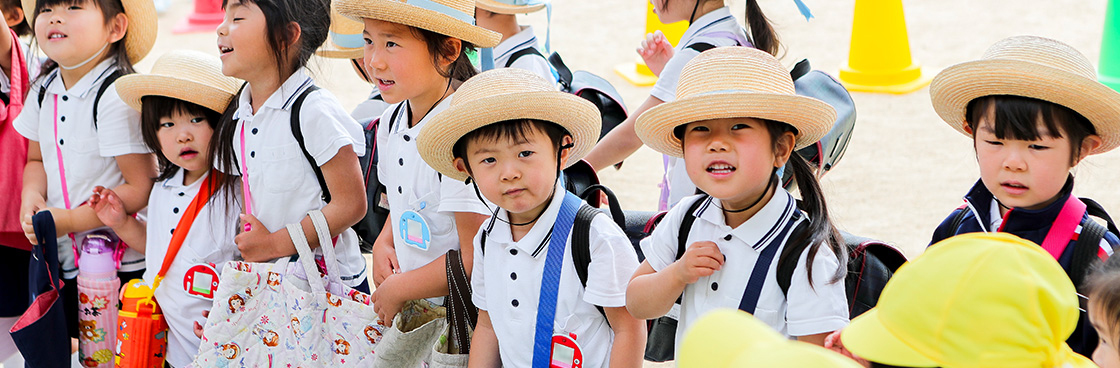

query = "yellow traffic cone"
[615,3,689,86]
[839,0,931,94]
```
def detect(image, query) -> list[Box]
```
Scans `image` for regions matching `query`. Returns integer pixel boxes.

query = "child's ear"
[1074,135,1104,165]
[771,131,796,168]
[961,121,974,135]
[5,7,24,28]
[106,12,127,43]
[440,37,462,68]
[453,157,470,176]
[558,135,574,168]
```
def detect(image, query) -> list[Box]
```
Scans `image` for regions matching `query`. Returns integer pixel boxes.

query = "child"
[927,35,1120,355]
[584,0,777,210]
[678,309,861,368]
[210,0,370,292]
[627,47,848,348]
[416,68,644,368]
[839,232,1093,368]
[336,0,499,322]
[474,0,554,82]
[1087,252,1120,368]
[15,0,157,341]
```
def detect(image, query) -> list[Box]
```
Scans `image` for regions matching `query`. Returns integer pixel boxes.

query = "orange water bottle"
[115,279,168,367]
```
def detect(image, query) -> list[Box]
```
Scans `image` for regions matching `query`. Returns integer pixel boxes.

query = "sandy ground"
[3,0,1113,366]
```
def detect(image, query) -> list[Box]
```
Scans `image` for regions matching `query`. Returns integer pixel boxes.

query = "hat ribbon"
[330,31,365,49]
[793,0,813,21]
[406,0,476,25]
[492,0,549,6]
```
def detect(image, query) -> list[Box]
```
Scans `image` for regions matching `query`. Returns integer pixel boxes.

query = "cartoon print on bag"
[78,319,106,343]
[364,324,383,344]
[267,272,282,289]
[229,294,246,313]
[327,293,343,307]
[334,337,351,355]
[220,343,240,359]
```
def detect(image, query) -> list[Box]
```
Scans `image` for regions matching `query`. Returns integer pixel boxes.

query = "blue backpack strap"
[532,192,581,367]
[289,85,329,203]
[740,211,803,313]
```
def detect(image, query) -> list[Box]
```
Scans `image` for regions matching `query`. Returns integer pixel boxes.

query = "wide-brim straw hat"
[418,68,601,182]
[115,50,242,113]
[636,46,835,158]
[336,0,500,48]
[317,5,365,60]
[475,0,546,14]
[930,35,1120,155]
[23,0,157,64]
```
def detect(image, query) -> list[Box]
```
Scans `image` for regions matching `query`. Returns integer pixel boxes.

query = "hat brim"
[841,309,941,368]
[476,0,545,14]
[336,0,500,48]
[24,0,157,63]
[636,91,836,157]
[930,58,1120,154]
[316,41,364,60]
[115,74,236,114]
[418,91,601,182]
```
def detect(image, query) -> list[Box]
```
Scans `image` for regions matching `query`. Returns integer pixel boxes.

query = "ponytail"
[745,0,780,56]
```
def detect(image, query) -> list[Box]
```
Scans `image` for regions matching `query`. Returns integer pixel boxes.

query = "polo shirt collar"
[494,26,538,61]
[484,181,566,257]
[698,189,798,252]
[232,68,314,121]
[394,92,455,134]
[679,6,734,45]
[45,58,117,98]
[160,168,210,190]
[963,175,1075,233]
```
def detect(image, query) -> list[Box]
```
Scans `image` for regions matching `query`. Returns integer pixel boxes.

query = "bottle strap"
[1040,196,1088,261]
[151,170,221,290]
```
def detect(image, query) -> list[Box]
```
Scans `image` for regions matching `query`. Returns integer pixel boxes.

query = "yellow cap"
[841,232,1093,368]
[679,309,862,368]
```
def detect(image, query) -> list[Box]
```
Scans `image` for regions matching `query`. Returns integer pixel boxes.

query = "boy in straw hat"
[837,232,1095,368]
[474,0,555,82]
[926,35,1120,356]
[91,49,242,368]
[677,309,861,368]
[416,68,645,367]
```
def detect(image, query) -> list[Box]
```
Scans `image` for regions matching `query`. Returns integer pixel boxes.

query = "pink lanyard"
[239,123,254,231]
[1040,196,1088,260]
[51,95,72,212]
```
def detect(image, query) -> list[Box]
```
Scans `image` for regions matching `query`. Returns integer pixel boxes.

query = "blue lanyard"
[532,192,581,367]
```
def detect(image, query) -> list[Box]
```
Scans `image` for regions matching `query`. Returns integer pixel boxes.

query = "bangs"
[36,0,122,19]
[966,95,1096,141]
[452,119,569,161]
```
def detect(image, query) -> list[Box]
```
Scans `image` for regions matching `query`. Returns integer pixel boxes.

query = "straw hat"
[336,0,500,48]
[841,232,1093,368]
[23,0,158,64]
[678,309,862,368]
[417,68,601,182]
[930,35,1120,154]
[636,46,835,158]
[317,5,365,60]
[115,50,242,113]
[475,0,546,14]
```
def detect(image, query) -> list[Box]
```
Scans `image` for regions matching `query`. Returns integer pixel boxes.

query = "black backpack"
[351,96,395,252]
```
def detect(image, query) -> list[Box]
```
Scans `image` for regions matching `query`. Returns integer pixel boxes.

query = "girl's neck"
[247,75,284,114]
[689,1,725,24]
[58,55,110,90]
[407,78,454,128]
[183,168,207,186]
[721,183,776,229]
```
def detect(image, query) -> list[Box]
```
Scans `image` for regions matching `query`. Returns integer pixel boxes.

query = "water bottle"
[77,230,122,368]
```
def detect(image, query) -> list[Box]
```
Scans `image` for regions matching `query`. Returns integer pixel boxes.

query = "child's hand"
[370,273,407,324]
[370,237,399,286]
[20,194,45,243]
[637,30,675,77]
[672,241,724,285]
[89,186,127,229]
[193,310,210,338]
[235,214,283,262]
[823,329,869,367]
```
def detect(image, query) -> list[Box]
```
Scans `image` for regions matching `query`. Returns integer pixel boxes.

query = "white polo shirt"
[640,191,849,348]
[375,97,490,281]
[472,184,639,368]
[141,170,240,368]
[649,7,750,208]
[229,69,368,287]
[492,26,555,84]
[14,59,149,278]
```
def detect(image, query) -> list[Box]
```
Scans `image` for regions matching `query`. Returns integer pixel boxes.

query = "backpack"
[352,95,394,252]
[37,69,124,130]
[504,48,629,140]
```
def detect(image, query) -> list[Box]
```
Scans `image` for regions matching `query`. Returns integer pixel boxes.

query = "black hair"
[1,0,29,36]
[139,95,222,182]
[659,0,780,56]
[409,27,478,82]
[452,119,569,175]
[965,95,1097,165]
[675,119,845,287]
[220,0,329,78]
[1086,253,1120,354]
[30,0,134,83]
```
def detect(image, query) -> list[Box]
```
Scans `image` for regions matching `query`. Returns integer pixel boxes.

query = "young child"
[838,232,1093,368]
[336,0,499,322]
[416,67,644,368]
[474,0,554,82]
[211,0,370,292]
[585,0,778,210]
[627,47,848,348]
[1087,252,1120,368]
[89,50,241,368]
[15,0,157,341]
[927,35,1120,355]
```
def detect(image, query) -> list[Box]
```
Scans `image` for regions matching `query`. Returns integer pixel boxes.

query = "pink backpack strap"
[1041,196,1087,261]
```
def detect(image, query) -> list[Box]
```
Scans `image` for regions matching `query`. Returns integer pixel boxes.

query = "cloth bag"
[373,300,447,368]
[425,249,475,368]
[192,210,382,366]
[9,211,71,366]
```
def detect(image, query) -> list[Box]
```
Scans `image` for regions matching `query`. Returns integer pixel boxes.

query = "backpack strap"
[774,215,812,297]
[946,206,969,235]
[686,42,717,53]
[675,195,710,260]
[504,47,546,69]
[92,70,123,130]
[572,203,607,319]
[1082,197,1120,235]
[547,52,575,91]
[742,211,804,313]
[289,85,331,203]
[36,84,45,107]
[1070,219,1107,291]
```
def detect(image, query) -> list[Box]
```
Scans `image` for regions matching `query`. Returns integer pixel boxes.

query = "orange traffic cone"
[838,0,931,94]
[614,3,688,87]
[173,0,224,34]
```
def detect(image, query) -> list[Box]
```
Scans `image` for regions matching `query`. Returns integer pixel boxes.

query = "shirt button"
[59,139,64,145]
[510,272,517,280]
[403,135,411,142]
[173,207,180,214]
[250,151,256,158]
[170,228,175,235]
[511,299,519,307]
[251,128,258,135]
[178,192,185,197]
[510,249,518,256]
[711,282,719,291]
[397,186,402,194]
[61,95,68,101]
[398,158,404,166]
[724,234,733,241]
[60,116,65,122]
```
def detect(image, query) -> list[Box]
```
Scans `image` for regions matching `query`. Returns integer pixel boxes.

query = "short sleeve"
[13,88,40,141]
[437,175,490,215]
[95,85,149,157]
[649,48,701,102]
[507,54,556,86]
[640,196,698,272]
[297,89,365,166]
[470,226,488,310]
[784,241,850,337]
[583,214,640,308]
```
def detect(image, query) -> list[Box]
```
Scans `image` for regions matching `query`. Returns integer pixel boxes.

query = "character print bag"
[191,210,384,367]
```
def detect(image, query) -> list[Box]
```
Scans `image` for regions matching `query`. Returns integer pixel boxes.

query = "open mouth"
[1001,181,1028,193]
[706,163,736,174]
[219,46,233,55]
[180,148,199,159]
[376,78,395,87]
[47,31,67,40]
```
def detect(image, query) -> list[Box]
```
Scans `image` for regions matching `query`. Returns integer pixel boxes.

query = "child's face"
[216,0,271,82]
[157,110,214,177]
[681,118,793,209]
[1091,300,1120,368]
[454,127,571,224]
[972,113,1084,210]
[34,0,124,67]
[361,19,450,105]
[649,0,695,24]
